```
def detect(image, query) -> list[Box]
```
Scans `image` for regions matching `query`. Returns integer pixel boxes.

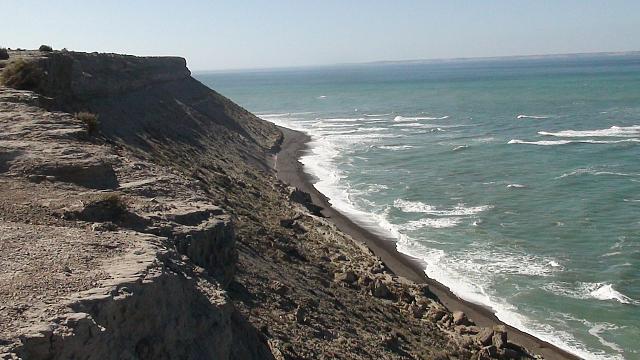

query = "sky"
[4,0,640,71]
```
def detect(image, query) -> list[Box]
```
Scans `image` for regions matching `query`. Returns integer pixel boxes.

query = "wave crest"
[517,114,550,119]
[538,125,640,138]
[393,199,492,216]
[394,115,449,122]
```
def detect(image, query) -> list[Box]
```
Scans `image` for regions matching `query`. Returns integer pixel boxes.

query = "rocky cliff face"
[0,50,540,360]
[0,51,276,359]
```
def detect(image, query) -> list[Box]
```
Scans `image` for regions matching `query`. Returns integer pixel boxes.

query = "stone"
[409,304,425,319]
[476,328,494,346]
[452,311,469,325]
[478,345,498,359]
[334,270,357,284]
[492,332,507,349]
[371,279,391,299]
[294,306,307,324]
[426,308,447,322]
[91,222,118,232]
[269,281,288,296]
[492,325,508,349]
[380,333,399,350]
[500,348,520,359]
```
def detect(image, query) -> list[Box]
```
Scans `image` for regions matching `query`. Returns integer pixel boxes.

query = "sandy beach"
[274,126,581,360]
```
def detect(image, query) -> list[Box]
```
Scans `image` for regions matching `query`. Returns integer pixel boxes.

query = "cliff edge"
[0,49,541,360]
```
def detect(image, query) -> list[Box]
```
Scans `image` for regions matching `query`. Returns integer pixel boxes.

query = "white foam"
[543,282,638,305]
[377,145,414,151]
[588,323,625,353]
[452,145,468,151]
[538,125,640,138]
[394,199,492,216]
[393,115,449,122]
[400,217,462,230]
[322,117,368,122]
[508,139,640,146]
[555,167,637,179]
[517,114,550,119]
[590,284,637,304]
[266,114,624,360]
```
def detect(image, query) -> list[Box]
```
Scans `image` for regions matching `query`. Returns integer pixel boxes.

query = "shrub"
[75,112,100,135]
[0,48,8,60]
[0,59,43,90]
[38,44,53,52]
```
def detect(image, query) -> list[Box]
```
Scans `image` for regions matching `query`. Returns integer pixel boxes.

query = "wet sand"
[274,126,580,360]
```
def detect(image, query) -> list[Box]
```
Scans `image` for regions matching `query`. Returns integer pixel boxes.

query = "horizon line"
[192,49,640,74]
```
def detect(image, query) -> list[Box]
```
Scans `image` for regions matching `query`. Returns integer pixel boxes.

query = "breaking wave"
[508,139,640,146]
[393,199,492,216]
[543,282,639,305]
[393,115,449,122]
[538,125,640,138]
[517,114,550,119]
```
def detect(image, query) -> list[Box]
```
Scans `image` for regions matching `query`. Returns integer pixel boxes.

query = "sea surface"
[196,54,640,359]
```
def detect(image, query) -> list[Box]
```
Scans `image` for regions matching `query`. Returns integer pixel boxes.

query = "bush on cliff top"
[75,112,100,135]
[0,59,43,90]
[0,48,8,60]
[38,44,53,52]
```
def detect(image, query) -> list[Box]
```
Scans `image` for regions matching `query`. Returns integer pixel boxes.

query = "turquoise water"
[196,55,640,359]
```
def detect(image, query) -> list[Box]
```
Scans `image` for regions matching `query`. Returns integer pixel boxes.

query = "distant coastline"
[194,50,640,74]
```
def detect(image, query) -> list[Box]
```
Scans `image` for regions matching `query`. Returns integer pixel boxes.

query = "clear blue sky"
[5,0,640,70]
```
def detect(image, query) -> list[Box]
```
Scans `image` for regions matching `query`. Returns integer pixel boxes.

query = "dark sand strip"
[275,126,580,360]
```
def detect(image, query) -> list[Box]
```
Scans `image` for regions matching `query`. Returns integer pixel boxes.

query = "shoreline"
[274,126,580,360]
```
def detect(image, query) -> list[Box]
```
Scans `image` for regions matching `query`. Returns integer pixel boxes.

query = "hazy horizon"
[193,49,640,72]
[6,0,640,71]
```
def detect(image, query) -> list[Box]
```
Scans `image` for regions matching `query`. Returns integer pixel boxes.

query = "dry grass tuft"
[0,59,43,90]
[75,112,100,135]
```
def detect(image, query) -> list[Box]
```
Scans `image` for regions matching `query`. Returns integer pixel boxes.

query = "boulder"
[492,331,507,349]
[294,306,307,324]
[409,304,425,319]
[478,345,498,359]
[426,308,447,322]
[380,333,399,350]
[492,325,508,349]
[452,311,469,325]
[371,279,391,299]
[476,328,494,346]
[334,270,357,284]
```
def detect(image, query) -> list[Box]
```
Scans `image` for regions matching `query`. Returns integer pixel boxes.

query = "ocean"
[196,54,640,360]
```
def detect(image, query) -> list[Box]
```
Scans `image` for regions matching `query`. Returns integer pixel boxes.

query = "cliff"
[0,50,540,359]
